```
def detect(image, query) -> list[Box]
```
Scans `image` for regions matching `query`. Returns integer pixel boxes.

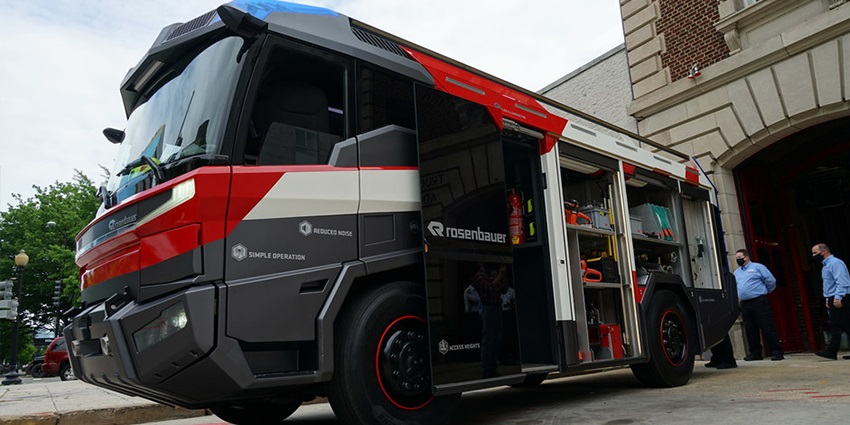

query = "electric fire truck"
[66,1,740,424]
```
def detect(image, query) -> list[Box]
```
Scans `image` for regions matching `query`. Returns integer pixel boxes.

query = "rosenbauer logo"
[426,221,507,244]
[108,214,137,231]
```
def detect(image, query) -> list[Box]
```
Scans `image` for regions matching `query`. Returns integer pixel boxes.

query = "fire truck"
[66,1,740,424]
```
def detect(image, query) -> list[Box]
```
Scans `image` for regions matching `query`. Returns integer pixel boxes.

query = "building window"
[740,0,758,7]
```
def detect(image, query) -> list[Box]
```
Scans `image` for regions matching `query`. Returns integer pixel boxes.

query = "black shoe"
[815,350,837,360]
[771,353,784,361]
[716,362,738,369]
[743,354,763,361]
[705,361,720,368]
[843,355,850,360]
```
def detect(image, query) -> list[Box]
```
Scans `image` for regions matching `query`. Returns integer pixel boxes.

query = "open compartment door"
[417,87,522,391]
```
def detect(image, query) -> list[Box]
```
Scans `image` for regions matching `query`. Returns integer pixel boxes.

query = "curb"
[0,405,206,425]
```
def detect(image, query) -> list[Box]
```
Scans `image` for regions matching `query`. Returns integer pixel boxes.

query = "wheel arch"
[315,249,425,382]
[639,273,701,355]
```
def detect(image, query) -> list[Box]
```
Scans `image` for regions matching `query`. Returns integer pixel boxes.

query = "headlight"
[133,302,188,353]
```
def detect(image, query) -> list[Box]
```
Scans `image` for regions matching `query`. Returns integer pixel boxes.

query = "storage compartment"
[583,288,628,361]
[626,170,689,285]
[630,203,677,241]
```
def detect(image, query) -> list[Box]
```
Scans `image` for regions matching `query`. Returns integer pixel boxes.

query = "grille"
[166,10,218,42]
[351,26,412,60]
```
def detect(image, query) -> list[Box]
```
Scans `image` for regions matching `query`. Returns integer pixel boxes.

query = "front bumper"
[65,284,241,407]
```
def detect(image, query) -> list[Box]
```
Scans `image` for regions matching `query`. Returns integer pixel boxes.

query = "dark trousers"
[826,296,849,352]
[480,305,503,375]
[741,295,783,356]
[710,334,736,364]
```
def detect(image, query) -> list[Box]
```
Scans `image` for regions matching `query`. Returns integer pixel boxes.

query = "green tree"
[0,171,98,362]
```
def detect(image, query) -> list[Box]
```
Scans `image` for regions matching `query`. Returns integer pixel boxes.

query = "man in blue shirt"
[734,249,784,361]
[811,243,850,360]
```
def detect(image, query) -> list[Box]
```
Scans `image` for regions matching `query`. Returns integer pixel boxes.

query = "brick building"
[543,0,850,355]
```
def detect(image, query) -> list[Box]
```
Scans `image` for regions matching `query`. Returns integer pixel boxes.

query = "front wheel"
[327,282,460,425]
[59,363,75,381]
[630,290,694,387]
[210,400,301,424]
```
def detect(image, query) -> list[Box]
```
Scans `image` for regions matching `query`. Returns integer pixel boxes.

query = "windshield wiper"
[174,91,195,148]
[116,155,166,183]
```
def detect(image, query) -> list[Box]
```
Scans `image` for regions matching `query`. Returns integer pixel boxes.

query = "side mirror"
[103,128,125,144]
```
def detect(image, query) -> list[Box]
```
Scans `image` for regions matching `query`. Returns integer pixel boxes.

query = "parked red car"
[42,337,74,381]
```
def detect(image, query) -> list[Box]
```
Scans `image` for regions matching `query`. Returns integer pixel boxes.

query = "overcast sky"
[0,0,624,211]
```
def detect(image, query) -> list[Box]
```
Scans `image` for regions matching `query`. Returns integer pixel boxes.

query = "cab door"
[225,38,356,344]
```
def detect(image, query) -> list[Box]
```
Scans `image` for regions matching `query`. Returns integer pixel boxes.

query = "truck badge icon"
[232,244,248,261]
[299,220,313,236]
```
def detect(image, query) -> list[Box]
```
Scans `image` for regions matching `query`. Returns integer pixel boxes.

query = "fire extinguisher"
[508,189,525,245]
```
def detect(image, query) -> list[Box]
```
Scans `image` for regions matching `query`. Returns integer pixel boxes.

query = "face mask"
[811,253,824,263]
[736,258,745,266]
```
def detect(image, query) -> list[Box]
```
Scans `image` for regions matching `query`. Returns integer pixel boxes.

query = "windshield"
[106,36,245,205]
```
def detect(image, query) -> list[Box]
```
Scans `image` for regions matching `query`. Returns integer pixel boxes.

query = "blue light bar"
[226,0,338,20]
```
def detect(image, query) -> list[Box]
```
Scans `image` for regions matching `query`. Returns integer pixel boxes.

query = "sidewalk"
[2,353,847,424]
[0,380,206,425]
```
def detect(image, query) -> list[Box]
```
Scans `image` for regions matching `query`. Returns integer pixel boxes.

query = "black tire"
[210,400,301,424]
[31,364,45,378]
[509,373,548,388]
[59,363,74,381]
[327,282,460,425]
[630,290,694,387]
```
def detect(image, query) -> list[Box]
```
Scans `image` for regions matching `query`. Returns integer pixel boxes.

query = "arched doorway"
[735,116,850,353]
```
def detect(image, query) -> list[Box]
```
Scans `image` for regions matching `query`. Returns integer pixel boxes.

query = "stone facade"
[625,0,850,261]
[543,0,850,357]
[628,0,850,357]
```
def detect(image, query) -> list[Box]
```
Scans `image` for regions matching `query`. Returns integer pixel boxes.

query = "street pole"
[54,280,63,338]
[2,250,28,385]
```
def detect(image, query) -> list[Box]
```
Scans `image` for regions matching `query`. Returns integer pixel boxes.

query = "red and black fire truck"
[66,1,740,424]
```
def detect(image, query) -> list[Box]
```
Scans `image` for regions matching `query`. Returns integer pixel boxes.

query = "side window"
[246,45,346,165]
[54,339,67,352]
[357,66,415,133]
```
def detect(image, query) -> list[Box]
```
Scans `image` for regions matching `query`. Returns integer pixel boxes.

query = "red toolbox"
[599,324,624,359]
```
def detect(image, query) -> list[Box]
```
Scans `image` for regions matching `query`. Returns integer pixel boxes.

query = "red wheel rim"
[659,309,687,366]
[375,315,433,410]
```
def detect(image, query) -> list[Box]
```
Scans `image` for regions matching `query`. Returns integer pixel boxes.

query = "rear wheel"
[630,290,694,387]
[31,364,45,378]
[210,400,301,424]
[327,282,460,425]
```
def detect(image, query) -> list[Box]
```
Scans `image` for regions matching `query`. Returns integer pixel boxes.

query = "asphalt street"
[138,353,850,425]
